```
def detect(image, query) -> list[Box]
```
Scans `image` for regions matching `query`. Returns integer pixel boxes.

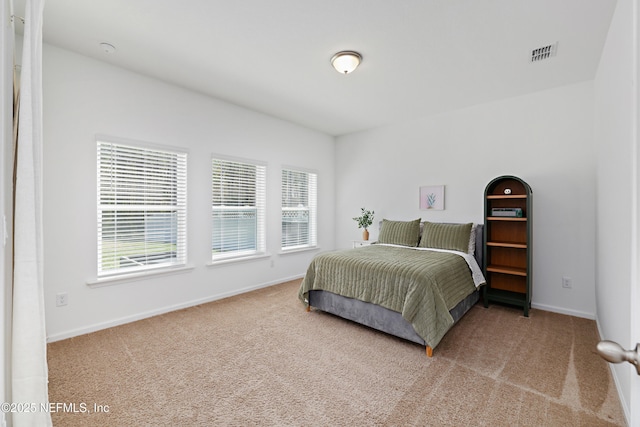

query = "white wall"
[42,45,335,340]
[594,0,634,421]
[335,81,597,319]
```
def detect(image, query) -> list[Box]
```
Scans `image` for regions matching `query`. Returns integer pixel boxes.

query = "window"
[281,168,317,250]
[97,139,187,277]
[212,156,266,261]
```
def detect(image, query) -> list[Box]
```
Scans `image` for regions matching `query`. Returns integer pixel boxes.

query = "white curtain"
[12,0,51,425]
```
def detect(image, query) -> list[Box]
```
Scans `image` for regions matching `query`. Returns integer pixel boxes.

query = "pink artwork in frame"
[419,185,445,210]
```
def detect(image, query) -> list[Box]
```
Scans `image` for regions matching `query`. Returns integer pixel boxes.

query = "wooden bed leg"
[426,346,433,357]
[306,305,311,312]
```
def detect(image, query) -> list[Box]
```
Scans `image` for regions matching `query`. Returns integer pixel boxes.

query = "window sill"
[87,264,196,288]
[279,246,320,255]
[207,253,271,267]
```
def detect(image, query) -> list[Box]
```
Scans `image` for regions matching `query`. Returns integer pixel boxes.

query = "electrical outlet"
[56,292,68,307]
[562,277,572,289]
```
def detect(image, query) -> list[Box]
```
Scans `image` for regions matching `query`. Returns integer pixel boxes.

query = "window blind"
[212,157,266,260]
[281,168,317,249]
[97,140,187,276]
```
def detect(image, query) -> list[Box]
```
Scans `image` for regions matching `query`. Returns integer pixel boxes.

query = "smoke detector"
[99,42,116,54]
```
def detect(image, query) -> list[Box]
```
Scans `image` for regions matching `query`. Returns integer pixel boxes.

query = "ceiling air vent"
[531,42,558,62]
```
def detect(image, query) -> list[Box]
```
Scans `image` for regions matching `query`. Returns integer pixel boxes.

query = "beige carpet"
[47,279,625,426]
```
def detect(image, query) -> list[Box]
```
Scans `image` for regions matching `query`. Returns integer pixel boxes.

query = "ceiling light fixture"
[331,51,362,74]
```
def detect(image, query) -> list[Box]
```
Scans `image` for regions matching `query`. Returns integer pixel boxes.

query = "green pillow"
[378,219,421,247]
[419,221,473,252]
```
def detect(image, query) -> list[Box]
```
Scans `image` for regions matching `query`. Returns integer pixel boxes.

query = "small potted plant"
[353,207,375,241]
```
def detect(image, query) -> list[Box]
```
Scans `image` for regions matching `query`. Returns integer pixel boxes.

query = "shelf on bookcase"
[486,194,527,199]
[486,264,527,276]
[486,241,527,249]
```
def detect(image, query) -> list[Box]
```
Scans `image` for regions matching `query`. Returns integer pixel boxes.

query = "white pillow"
[468,223,477,256]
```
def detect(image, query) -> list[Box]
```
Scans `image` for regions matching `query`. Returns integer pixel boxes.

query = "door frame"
[631,0,640,424]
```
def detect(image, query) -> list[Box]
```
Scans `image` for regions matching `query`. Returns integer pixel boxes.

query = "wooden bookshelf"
[482,176,532,316]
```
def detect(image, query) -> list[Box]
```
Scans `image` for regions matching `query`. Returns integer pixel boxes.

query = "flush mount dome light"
[331,51,362,74]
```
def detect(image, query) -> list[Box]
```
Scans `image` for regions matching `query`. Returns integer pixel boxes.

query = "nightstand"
[352,240,374,248]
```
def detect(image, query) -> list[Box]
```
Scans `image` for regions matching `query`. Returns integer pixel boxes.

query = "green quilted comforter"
[298,244,477,349]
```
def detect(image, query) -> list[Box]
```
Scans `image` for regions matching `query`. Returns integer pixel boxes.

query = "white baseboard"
[531,302,595,320]
[46,274,304,343]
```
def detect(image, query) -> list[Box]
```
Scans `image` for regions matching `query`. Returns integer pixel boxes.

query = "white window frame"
[281,167,317,251]
[211,155,266,262]
[97,137,187,278]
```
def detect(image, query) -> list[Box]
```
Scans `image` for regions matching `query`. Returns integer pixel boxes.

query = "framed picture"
[419,185,445,210]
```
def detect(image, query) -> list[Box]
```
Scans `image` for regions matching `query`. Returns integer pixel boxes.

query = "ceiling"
[13,0,617,136]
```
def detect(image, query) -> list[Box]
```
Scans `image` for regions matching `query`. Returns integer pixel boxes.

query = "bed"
[298,220,485,357]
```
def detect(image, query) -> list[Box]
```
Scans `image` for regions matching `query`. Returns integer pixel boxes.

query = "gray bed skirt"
[308,289,480,346]
[306,224,484,348]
